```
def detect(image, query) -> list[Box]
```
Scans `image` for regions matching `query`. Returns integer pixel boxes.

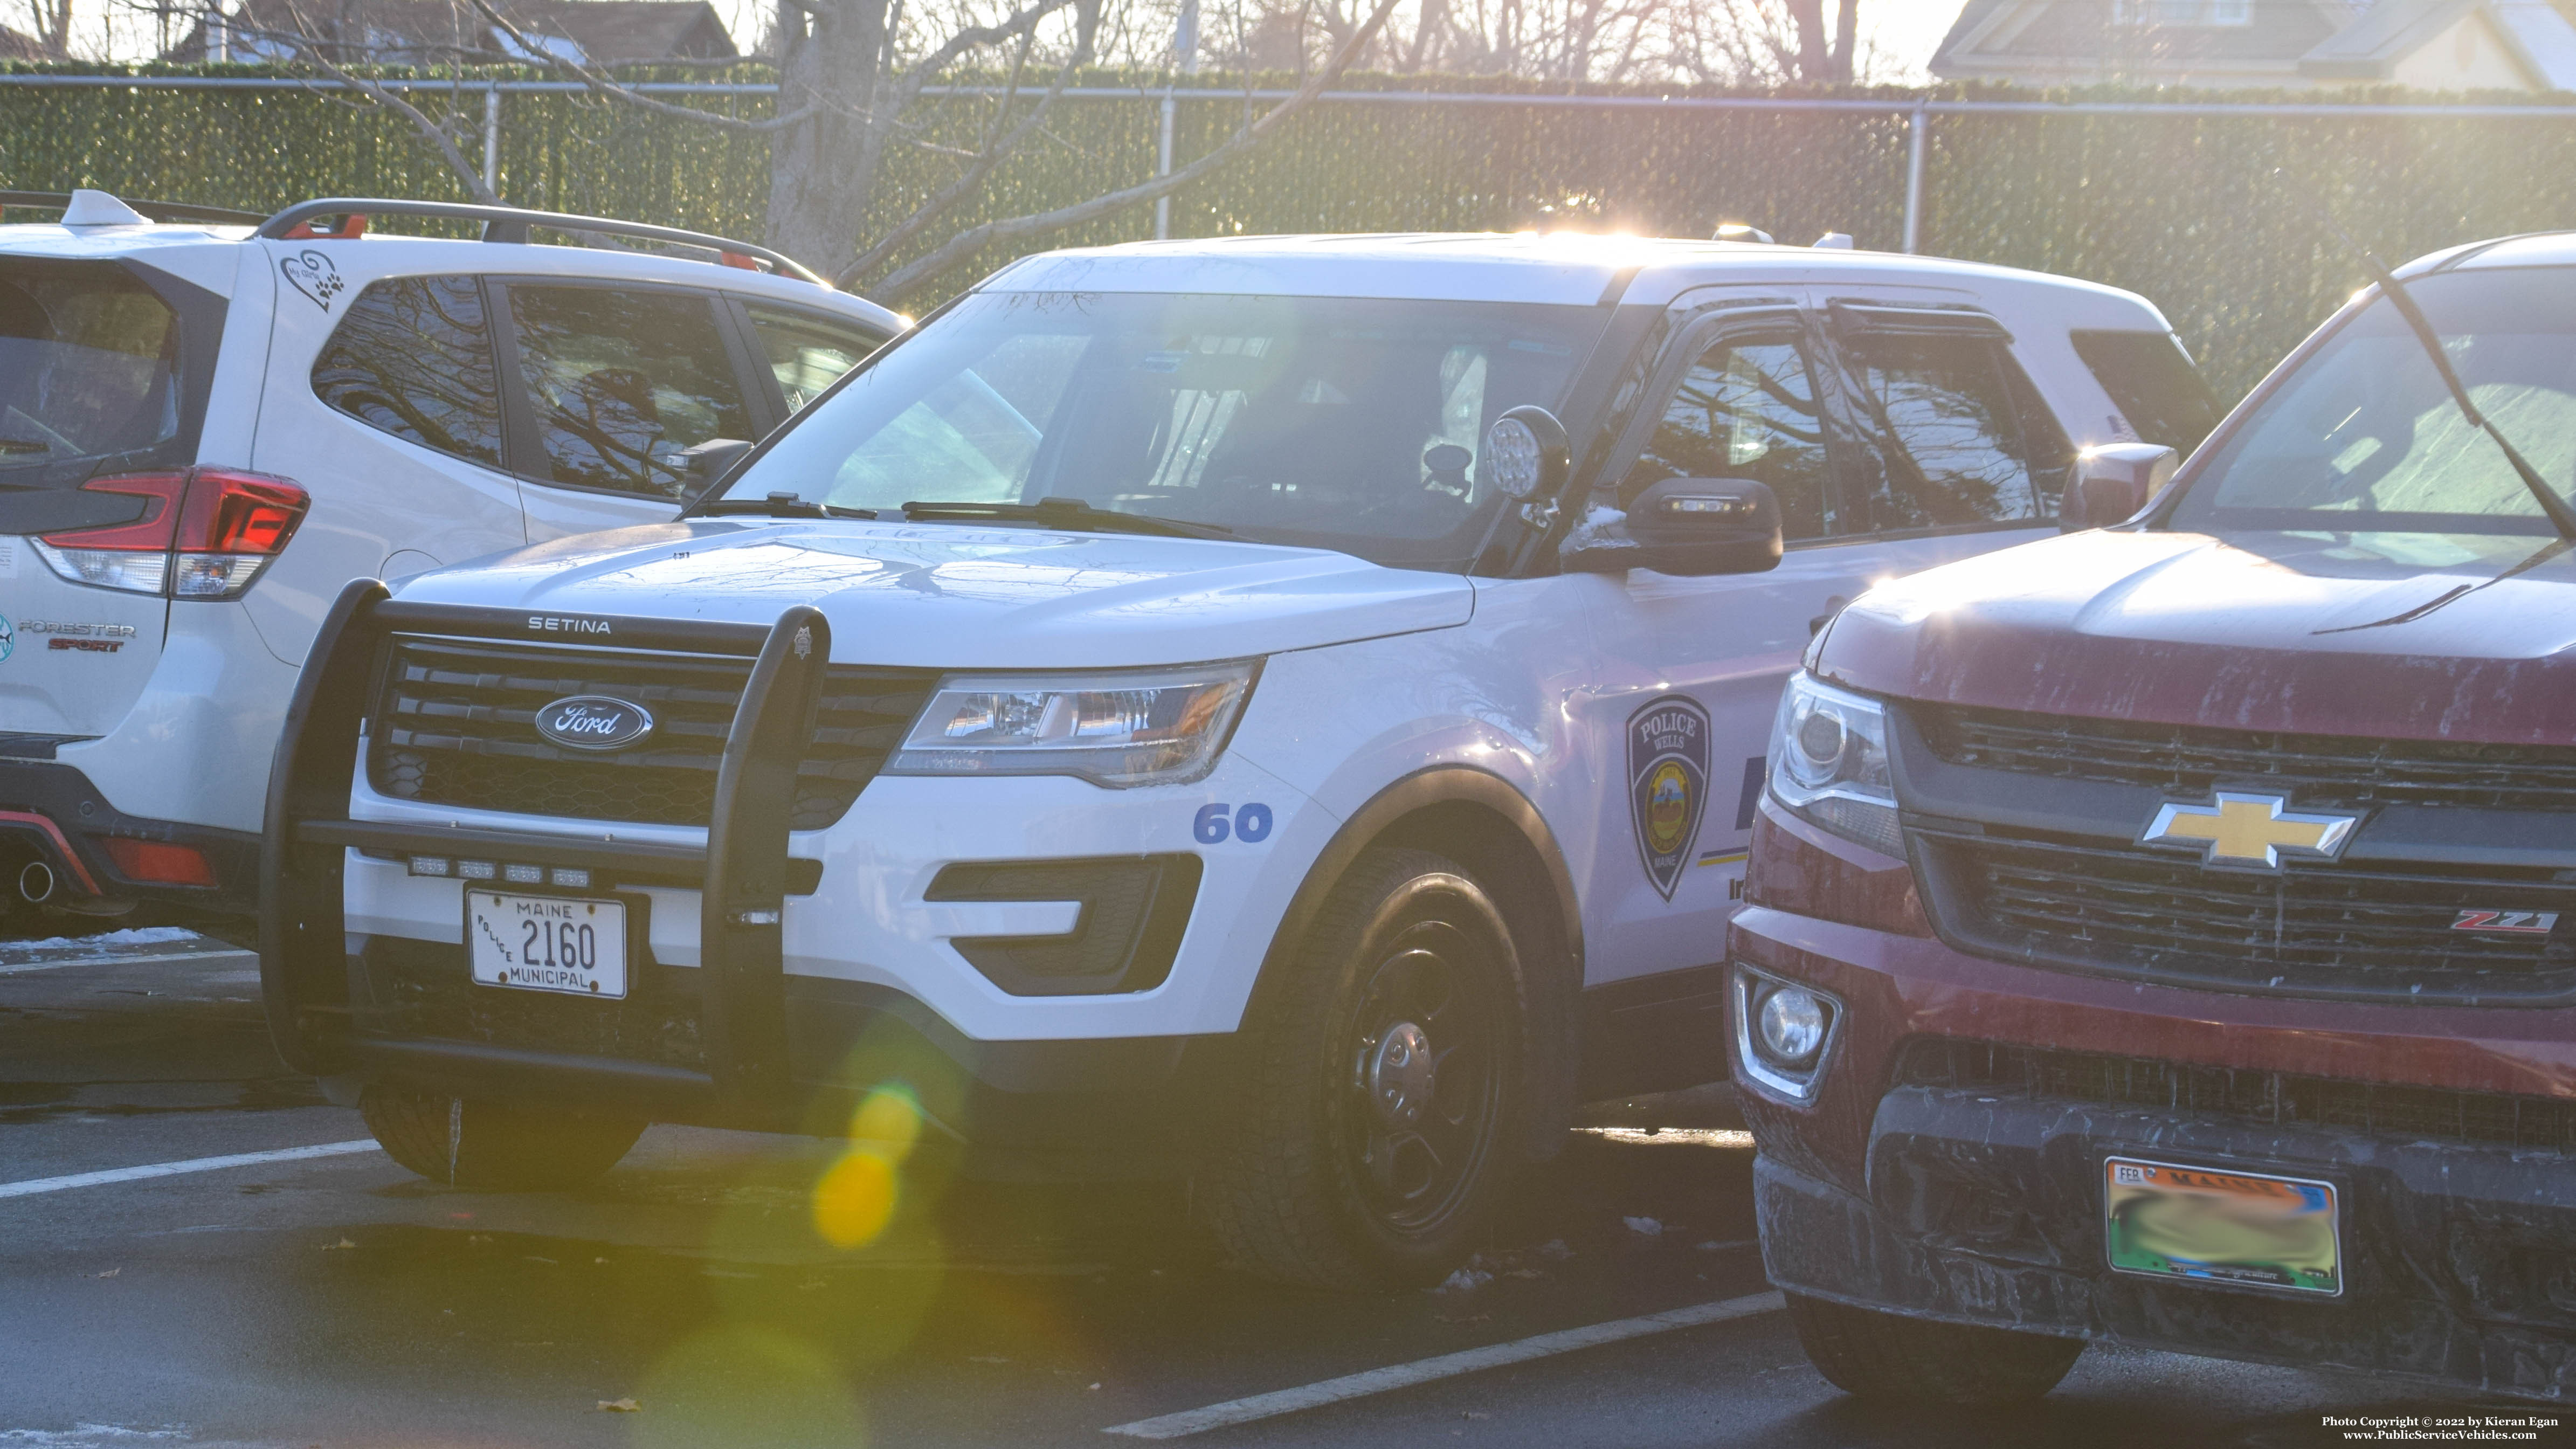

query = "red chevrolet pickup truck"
[1732,233,2576,1404]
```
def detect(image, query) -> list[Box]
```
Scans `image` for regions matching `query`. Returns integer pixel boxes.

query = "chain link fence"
[10,65,2576,395]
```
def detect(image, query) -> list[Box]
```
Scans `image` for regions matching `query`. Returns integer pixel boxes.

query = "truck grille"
[1898,1038,2576,1156]
[368,638,937,830]
[1918,832,2576,1005]
[1917,703,2576,812]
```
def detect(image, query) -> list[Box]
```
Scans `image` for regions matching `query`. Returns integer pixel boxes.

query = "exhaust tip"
[19,860,54,904]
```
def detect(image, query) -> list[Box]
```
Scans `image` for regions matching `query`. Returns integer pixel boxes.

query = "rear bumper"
[1730,899,2576,1402]
[0,756,258,918]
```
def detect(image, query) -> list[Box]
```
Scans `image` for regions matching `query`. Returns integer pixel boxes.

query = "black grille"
[1917,703,2576,813]
[1898,1038,2576,1156]
[368,638,937,830]
[1922,832,2576,1005]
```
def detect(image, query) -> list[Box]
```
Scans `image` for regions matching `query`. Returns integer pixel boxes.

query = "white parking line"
[0,1141,381,1200]
[1101,1289,1786,1439]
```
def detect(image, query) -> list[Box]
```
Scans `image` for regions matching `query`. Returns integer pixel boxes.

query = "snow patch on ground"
[5,927,199,952]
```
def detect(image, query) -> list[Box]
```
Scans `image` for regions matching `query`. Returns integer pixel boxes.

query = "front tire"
[1786,1292,2084,1404]
[360,1084,647,1191]
[1198,847,1529,1291]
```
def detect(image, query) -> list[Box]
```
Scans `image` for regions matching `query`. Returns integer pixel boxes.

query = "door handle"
[1808,595,1850,637]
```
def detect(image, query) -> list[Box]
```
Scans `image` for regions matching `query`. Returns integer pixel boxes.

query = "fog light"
[549,867,591,889]
[458,860,498,881]
[504,862,544,885]
[408,855,452,878]
[1756,986,1829,1067]
[1734,965,1842,1101]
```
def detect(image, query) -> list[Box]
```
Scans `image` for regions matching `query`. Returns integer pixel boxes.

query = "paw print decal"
[280,250,346,313]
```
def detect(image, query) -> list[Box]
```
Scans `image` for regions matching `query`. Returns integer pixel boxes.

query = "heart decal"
[280,249,346,313]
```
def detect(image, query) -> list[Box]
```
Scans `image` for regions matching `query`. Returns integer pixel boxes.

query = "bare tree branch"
[861,0,1403,303]
[836,0,1102,286]
[268,0,500,203]
[462,0,821,133]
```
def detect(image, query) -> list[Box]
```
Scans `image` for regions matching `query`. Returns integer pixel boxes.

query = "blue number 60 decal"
[1193,802,1274,844]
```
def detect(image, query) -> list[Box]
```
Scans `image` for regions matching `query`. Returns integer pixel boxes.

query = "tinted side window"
[2073,329,2223,456]
[507,286,752,498]
[747,306,885,413]
[1842,332,2057,532]
[1628,335,1831,541]
[311,275,503,469]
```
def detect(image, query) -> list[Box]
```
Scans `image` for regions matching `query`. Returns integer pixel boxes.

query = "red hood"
[1819,528,2576,747]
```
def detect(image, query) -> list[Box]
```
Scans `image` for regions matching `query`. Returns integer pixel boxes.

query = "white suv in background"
[0,191,900,934]
[265,231,2225,1289]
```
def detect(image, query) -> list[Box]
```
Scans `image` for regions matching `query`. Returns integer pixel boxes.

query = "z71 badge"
[1627,694,1710,901]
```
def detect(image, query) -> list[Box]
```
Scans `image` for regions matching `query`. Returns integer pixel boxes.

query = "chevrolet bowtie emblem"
[2139,791,2360,869]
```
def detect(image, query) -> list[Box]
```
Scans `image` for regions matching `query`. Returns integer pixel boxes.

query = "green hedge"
[10,64,2576,397]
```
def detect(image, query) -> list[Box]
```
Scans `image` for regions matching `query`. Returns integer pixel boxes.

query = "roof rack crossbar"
[255,197,826,286]
[0,190,269,226]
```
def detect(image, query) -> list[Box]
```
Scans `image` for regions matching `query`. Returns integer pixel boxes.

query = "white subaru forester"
[264,232,2220,1289]
[0,190,899,934]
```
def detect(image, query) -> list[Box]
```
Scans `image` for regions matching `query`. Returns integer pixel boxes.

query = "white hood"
[393,519,1475,667]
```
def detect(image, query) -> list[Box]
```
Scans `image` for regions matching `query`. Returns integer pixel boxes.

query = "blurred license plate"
[466,891,627,999]
[2105,1156,2340,1295]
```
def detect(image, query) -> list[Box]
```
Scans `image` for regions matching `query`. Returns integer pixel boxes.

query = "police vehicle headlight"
[1767,672,1901,856]
[887,661,1258,788]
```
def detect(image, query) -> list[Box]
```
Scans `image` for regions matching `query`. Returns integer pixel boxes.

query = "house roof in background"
[165,0,736,64]
[1932,0,2576,87]
[0,24,50,59]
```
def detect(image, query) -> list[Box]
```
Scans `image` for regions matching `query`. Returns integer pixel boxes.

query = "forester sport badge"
[2139,790,2359,870]
[534,695,654,752]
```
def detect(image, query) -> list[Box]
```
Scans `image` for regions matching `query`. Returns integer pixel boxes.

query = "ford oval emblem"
[534,695,655,752]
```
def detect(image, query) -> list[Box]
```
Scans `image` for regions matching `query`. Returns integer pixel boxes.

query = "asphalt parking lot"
[0,932,2510,1448]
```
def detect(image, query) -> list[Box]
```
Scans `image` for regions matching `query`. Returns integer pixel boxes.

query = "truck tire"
[1199,846,1528,1291]
[360,1084,647,1191]
[1786,1292,2084,1404]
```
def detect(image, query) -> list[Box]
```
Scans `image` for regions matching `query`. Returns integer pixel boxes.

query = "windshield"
[0,260,185,470]
[2171,267,2576,535]
[719,289,1605,568]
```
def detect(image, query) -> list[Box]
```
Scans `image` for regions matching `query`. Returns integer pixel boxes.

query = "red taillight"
[34,469,308,599]
[102,838,219,887]
[177,472,307,554]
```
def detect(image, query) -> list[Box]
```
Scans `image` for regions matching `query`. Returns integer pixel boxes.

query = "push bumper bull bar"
[258,579,833,1123]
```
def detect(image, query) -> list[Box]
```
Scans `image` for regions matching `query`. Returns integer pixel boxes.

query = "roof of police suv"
[983,231,2163,319]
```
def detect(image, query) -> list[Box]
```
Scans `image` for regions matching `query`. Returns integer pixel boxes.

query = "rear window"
[0,260,186,470]
[2072,330,2223,457]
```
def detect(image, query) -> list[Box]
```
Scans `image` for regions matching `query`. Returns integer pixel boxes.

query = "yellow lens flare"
[850,1084,924,1162]
[812,1148,899,1250]
[810,1085,926,1250]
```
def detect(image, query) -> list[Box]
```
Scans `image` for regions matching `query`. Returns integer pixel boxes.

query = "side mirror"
[679,437,754,502]
[1482,405,1572,501]
[2060,443,2177,533]
[1563,477,1784,577]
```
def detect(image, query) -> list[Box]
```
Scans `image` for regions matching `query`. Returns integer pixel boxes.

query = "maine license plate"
[466,891,627,999]
[2105,1156,2340,1296]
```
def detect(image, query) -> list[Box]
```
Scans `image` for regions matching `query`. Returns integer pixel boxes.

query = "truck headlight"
[1767,671,1902,856]
[886,661,1258,788]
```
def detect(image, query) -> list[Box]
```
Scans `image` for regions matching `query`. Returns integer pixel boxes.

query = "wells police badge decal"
[1627,694,1710,901]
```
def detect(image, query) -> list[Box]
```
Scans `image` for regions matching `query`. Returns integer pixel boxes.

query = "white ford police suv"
[0,190,897,934]
[263,232,2220,1288]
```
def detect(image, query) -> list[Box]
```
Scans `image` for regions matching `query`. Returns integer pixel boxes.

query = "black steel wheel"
[1198,846,1529,1290]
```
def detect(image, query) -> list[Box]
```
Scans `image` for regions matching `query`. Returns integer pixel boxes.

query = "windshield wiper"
[899,497,1237,540]
[2284,170,2576,542]
[693,492,876,521]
